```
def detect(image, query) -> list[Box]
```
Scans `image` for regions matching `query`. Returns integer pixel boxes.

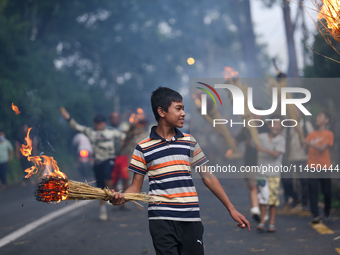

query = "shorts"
[257,176,280,206]
[149,220,204,255]
[111,155,130,184]
[93,159,114,188]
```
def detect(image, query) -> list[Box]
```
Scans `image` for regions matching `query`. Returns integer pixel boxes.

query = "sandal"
[267,224,276,233]
[257,223,265,231]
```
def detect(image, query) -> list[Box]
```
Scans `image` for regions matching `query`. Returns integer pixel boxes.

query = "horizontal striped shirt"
[129,126,208,221]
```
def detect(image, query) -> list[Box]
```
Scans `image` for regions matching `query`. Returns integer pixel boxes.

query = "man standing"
[60,108,125,221]
[0,131,14,190]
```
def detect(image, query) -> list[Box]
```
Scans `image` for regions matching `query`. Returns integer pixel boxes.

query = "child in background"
[256,116,285,232]
[303,111,334,223]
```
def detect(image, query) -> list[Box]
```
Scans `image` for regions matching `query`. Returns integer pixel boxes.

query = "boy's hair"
[320,110,331,123]
[151,87,183,121]
[93,114,106,123]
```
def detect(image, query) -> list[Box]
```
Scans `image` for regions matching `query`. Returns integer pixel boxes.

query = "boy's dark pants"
[149,220,204,255]
[308,178,332,217]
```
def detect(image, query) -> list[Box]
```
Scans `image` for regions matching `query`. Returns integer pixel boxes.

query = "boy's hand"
[301,138,309,146]
[256,145,264,152]
[59,107,70,120]
[109,190,126,205]
[229,209,250,231]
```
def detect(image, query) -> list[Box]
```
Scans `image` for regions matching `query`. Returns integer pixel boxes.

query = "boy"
[110,87,249,255]
[303,111,333,223]
[60,109,125,221]
[255,116,285,232]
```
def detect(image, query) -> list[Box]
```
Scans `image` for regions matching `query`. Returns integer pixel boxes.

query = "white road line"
[0,200,87,248]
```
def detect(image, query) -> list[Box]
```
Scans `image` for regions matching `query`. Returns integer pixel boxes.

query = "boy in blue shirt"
[110,87,249,255]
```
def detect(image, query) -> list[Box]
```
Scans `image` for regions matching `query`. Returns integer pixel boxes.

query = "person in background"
[234,110,268,222]
[303,111,334,223]
[109,111,130,210]
[256,116,285,233]
[15,124,37,186]
[60,108,125,221]
[283,112,314,210]
[72,133,93,179]
[0,131,14,190]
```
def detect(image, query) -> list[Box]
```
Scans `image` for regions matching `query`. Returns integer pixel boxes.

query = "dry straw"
[35,176,155,206]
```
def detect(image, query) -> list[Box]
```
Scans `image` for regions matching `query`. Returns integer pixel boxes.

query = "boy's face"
[161,101,185,128]
[315,113,329,127]
[94,121,106,131]
[267,120,282,136]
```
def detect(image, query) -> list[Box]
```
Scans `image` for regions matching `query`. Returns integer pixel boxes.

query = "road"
[0,177,339,255]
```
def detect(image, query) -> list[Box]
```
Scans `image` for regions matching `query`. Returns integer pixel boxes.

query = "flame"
[223,67,239,79]
[225,149,233,158]
[318,0,340,31]
[21,128,68,203]
[21,128,67,180]
[11,103,21,114]
[35,176,68,203]
[79,149,89,158]
[129,108,145,124]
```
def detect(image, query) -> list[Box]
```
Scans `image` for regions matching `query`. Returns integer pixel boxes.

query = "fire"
[318,0,340,31]
[129,108,145,124]
[79,149,89,158]
[35,176,69,203]
[11,103,21,114]
[223,67,239,79]
[21,128,67,180]
[21,128,68,203]
[225,149,233,158]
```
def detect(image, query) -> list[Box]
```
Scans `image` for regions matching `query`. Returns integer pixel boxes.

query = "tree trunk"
[231,0,262,78]
[282,0,299,77]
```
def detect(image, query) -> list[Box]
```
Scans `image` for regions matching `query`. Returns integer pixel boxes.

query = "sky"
[251,0,319,75]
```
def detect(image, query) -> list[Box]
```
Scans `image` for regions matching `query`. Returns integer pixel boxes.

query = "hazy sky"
[251,0,319,75]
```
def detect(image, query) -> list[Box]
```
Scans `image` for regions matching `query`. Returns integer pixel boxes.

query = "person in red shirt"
[303,111,334,223]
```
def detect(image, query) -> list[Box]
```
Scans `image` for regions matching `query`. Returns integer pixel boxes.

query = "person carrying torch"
[110,87,250,255]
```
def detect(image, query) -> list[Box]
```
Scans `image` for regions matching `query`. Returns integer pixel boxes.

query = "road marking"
[335,248,340,254]
[0,200,87,248]
[308,222,334,234]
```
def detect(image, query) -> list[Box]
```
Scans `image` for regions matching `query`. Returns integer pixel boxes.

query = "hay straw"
[35,176,156,206]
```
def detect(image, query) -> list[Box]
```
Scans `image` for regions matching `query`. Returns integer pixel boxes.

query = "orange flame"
[318,0,340,31]
[21,128,67,180]
[223,67,239,79]
[225,149,233,158]
[129,108,145,124]
[11,103,21,114]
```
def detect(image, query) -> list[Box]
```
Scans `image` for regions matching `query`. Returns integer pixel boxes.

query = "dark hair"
[93,114,106,123]
[320,110,331,123]
[151,87,183,121]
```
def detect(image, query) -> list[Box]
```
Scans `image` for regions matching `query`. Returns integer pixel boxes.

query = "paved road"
[0,177,339,255]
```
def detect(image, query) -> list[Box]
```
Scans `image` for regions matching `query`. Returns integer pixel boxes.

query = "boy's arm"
[60,107,94,138]
[256,145,281,157]
[110,172,144,205]
[198,167,250,231]
[306,142,329,153]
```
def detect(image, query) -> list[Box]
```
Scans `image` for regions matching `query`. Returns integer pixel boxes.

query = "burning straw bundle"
[35,176,155,205]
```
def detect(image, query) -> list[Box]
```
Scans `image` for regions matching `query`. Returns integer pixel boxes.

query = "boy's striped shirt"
[128,126,208,221]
